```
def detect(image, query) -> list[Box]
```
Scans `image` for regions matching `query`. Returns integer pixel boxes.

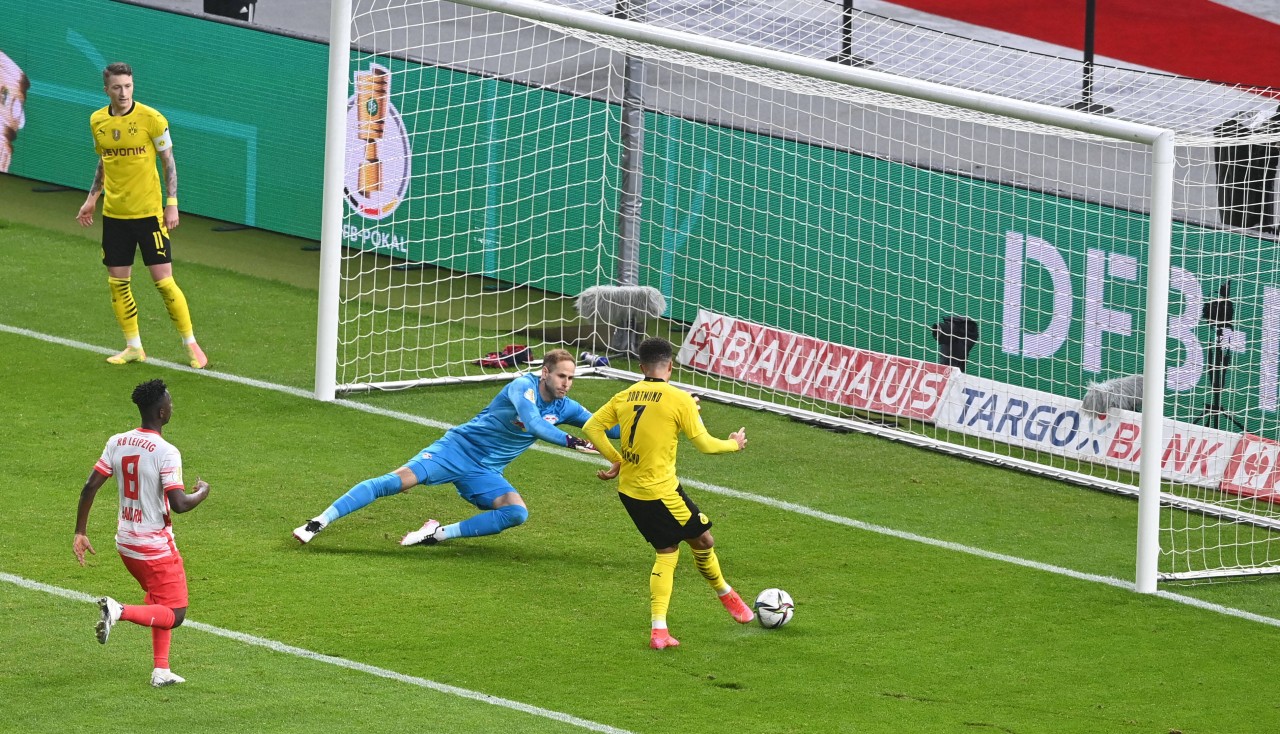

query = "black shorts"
[619,484,713,550]
[101,215,172,267]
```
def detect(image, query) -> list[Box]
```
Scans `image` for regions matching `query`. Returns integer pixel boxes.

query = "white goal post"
[316,0,1280,587]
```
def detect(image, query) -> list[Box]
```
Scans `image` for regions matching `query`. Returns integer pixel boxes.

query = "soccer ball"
[753,588,794,628]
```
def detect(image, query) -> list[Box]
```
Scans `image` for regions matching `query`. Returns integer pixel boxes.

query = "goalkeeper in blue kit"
[293,349,616,546]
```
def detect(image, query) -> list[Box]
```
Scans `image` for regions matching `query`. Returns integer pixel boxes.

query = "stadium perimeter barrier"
[3,0,1276,433]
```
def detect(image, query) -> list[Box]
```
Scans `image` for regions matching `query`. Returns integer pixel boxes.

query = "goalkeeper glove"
[565,435,598,454]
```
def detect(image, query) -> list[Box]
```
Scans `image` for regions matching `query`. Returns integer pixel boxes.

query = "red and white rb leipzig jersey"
[94,428,184,560]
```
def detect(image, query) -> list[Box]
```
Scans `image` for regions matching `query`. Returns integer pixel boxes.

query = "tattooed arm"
[159,147,179,230]
[76,159,104,226]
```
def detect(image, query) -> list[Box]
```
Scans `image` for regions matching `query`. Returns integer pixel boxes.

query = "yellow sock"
[691,547,730,594]
[154,276,195,339]
[650,550,680,625]
[107,277,140,341]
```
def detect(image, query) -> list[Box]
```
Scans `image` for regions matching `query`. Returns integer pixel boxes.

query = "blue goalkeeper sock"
[445,504,528,539]
[323,473,402,522]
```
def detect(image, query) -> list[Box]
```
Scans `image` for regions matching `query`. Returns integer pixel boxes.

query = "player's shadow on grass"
[288,543,407,559]
[293,539,588,565]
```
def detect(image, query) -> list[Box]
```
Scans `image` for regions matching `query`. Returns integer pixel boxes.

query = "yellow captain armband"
[166,197,178,207]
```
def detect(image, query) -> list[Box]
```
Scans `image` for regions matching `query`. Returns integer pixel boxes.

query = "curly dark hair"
[131,379,168,415]
[637,337,673,366]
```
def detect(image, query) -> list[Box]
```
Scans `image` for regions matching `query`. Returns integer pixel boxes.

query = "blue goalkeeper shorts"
[401,441,518,510]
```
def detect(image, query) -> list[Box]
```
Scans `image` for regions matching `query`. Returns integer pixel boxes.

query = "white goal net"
[319,0,1280,583]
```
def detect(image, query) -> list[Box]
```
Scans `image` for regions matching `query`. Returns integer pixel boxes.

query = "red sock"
[121,604,176,629]
[152,627,172,669]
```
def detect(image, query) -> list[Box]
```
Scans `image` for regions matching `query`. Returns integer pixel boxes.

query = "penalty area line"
[0,571,634,734]
[5,323,1280,629]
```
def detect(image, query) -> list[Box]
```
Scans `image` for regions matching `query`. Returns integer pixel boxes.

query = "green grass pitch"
[2,173,1280,733]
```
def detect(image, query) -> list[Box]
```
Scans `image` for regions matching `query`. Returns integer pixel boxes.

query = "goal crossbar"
[444,0,1169,146]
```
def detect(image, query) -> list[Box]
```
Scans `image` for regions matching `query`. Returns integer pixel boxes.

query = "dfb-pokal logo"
[344,63,411,221]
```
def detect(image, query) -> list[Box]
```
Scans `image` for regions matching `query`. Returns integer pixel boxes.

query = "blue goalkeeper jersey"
[436,372,594,472]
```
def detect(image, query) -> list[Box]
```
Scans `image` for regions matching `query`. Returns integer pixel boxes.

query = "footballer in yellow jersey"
[590,373,733,501]
[76,62,207,370]
[89,100,170,219]
[585,337,755,649]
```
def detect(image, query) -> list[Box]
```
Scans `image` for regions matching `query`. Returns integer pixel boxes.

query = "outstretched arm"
[563,401,621,440]
[690,428,746,454]
[682,392,745,454]
[504,379,582,448]
[73,470,109,565]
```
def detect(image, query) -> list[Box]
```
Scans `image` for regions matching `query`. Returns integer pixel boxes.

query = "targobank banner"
[937,373,1238,490]
[678,309,1256,493]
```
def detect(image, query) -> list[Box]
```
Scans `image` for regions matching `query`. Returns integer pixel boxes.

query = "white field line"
[6,321,1280,634]
[0,573,632,734]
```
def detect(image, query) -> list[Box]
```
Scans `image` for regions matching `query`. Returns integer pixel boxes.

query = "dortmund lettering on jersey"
[592,378,708,500]
[90,101,172,219]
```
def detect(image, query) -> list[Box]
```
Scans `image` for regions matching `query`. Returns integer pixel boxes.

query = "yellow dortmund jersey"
[586,377,737,500]
[90,102,172,219]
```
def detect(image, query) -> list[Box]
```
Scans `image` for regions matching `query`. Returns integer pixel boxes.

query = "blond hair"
[542,348,575,370]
